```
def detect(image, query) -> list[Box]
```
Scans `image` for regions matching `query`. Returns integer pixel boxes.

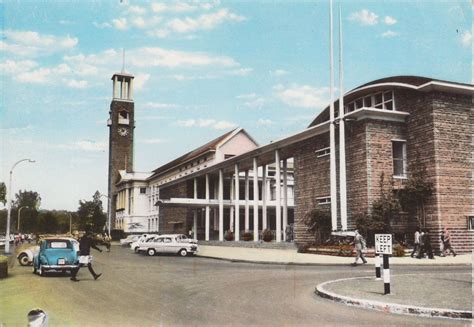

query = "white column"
[121,80,126,99]
[128,79,134,100]
[205,174,210,241]
[113,75,118,98]
[262,165,267,230]
[218,169,224,241]
[275,150,282,242]
[338,5,348,231]
[329,0,338,231]
[193,178,198,240]
[245,170,249,231]
[230,177,234,233]
[125,188,130,215]
[234,164,240,241]
[283,159,288,241]
[253,157,259,241]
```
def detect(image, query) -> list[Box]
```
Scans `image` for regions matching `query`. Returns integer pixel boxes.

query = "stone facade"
[294,87,473,253]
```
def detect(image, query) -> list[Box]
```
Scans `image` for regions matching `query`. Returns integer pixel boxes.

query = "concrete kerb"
[315,276,472,321]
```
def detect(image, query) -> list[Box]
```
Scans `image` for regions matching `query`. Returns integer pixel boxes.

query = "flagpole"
[329,0,338,231]
[338,2,348,231]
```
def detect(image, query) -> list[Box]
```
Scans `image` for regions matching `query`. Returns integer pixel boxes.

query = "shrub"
[304,208,331,245]
[297,243,311,253]
[224,230,234,241]
[262,229,273,242]
[393,244,406,257]
[0,255,7,264]
[242,232,252,241]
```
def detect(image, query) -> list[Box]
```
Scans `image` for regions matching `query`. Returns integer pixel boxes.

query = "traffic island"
[316,273,472,320]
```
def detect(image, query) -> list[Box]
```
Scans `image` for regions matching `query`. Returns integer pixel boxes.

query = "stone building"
[107,73,473,252]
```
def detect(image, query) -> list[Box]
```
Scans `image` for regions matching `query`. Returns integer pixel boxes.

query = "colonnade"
[191,150,291,242]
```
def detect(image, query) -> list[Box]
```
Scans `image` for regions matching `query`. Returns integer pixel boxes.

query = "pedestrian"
[418,229,434,259]
[417,230,425,259]
[442,227,457,257]
[440,230,445,256]
[103,233,111,252]
[70,231,103,282]
[351,230,367,265]
[410,228,420,258]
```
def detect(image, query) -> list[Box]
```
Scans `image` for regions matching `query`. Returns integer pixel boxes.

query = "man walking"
[442,227,457,257]
[410,228,421,258]
[71,231,103,282]
[351,230,367,266]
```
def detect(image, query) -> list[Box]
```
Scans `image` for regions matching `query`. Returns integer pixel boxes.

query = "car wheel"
[147,248,156,256]
[178,249,188,257]
[38,264,44,277]
[18,253,30,266]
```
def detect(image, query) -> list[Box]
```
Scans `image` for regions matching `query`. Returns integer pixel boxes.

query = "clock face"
[117,127,129,137]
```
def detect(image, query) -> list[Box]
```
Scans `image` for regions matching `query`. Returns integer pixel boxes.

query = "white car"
[17,245,40,266]
[119,235,140,247]
[130,234,157,253]
[139,235,198,257]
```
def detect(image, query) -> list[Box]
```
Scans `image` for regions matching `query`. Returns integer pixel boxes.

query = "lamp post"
[17,206,29,232]
[100,194,111,236]
[5,158,35,254]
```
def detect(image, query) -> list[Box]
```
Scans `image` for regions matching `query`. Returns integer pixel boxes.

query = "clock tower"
[107,72,135,230]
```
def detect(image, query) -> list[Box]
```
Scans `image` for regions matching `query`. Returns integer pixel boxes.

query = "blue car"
[33,237,80,276]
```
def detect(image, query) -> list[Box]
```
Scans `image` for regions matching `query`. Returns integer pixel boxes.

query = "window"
[224,154,235,160]
[345,90,395,113]
[317,196,331,205]
[468,216,474,230]
[315,147,330,158]
[392,140,407,177]
[140,187,146,194]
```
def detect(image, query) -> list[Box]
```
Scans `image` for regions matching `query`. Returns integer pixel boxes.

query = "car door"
[162,237,174,253]
[153,237,165,253]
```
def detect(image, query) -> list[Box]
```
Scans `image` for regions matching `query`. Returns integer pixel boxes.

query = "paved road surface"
[0,245,470,326]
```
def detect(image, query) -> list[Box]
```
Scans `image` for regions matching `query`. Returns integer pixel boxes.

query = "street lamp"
[17,206,29,232]
[5,158,35,254]
[99,194,111,236]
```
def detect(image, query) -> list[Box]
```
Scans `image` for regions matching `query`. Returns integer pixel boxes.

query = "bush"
[224,230,234,241]
[0,255,8,279]
[297,243,311,253]
[393,244,406,257]
[262,229,273,242]
[0,255,7,264]
[242,232,252,241]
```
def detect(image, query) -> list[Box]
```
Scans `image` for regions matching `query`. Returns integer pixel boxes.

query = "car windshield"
[47,241,71,249]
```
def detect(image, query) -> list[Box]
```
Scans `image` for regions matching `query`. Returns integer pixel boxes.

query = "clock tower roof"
[111,72,134,80]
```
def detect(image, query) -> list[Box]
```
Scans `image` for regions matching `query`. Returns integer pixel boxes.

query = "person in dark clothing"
[417,229,434,259]
[70,232,103,281]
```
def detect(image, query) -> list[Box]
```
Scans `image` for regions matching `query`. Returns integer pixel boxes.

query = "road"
[0,245,470,326]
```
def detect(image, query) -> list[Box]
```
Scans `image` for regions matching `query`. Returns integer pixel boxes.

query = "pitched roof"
[149,128,239,178]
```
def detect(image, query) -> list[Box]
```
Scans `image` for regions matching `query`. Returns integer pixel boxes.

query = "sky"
[0,0,472,211]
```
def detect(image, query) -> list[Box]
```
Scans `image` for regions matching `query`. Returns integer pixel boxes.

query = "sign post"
[375,234,392,295]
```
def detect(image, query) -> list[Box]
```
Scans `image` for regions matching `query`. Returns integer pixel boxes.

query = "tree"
[38,211,59,234]
[0,182,6,205]
[398,161,434,228]
[77,191,106,233]
[304,208,331,244]
[370,173,400,234]
[13,190,41,233]
[356,173,400,246]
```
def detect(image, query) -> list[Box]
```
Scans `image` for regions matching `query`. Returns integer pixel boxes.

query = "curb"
[195,254,471,267]
[315,276,472,320]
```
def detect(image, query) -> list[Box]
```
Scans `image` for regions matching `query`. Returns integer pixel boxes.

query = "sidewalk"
[316,273,472,319]
[196,245,472,266]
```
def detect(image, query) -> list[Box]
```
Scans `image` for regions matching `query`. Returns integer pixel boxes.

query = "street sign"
[375,234,392,255]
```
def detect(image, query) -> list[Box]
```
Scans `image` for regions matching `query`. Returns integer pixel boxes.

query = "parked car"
[32,237,80,276]
[130,234,157,253]
[139,235,198,257]
[17,245,40,266]
[120,235,140,247]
